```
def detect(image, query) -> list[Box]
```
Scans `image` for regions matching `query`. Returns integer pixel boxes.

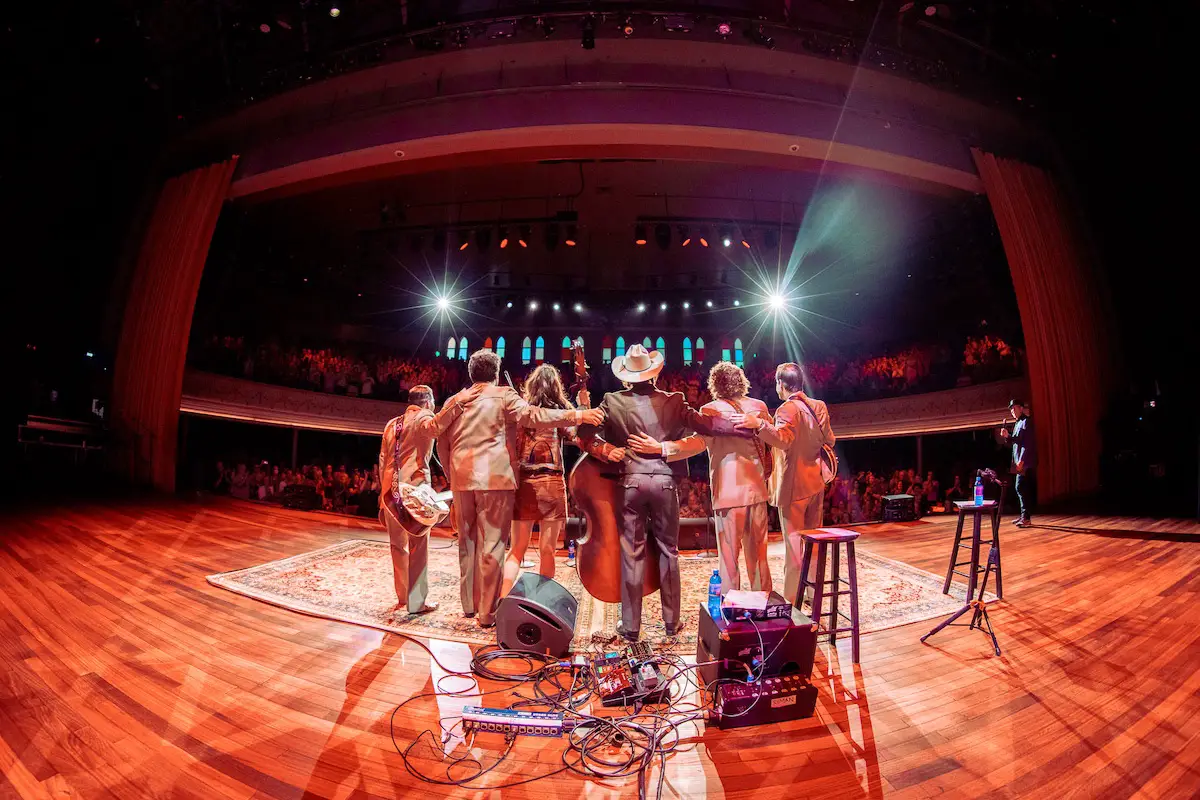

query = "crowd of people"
[192,333,1022,407]
[823,469,970,524]
[210,458,451,517]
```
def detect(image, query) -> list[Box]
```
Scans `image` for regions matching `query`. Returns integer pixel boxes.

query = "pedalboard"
[590,647,670,707]
[710,675,818,730]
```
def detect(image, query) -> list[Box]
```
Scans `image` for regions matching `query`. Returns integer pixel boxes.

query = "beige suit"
[670,397,774,593]
[438,383,590,624]
[756,391,836,602]
[378,401,464,610]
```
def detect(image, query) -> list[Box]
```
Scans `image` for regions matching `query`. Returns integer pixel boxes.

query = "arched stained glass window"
[496,336,506,358]
[535,336,545,362]
[734,338,744,367]
[682,337,693,365]
[458,337,468,361]
[602,335,614,364]
[642,337,652,349]
[446,337,456,360]
[561,336,572,362]
[695,337,706,363]
[655,337,665,352]
[484,337,493,350]
[616,336,626,356]
[522,336,532,365]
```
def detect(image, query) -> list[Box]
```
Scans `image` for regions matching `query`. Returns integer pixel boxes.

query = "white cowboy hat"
[612,343,664,383]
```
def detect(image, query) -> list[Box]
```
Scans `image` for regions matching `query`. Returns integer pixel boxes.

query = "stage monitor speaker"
[497,574,578,657]
[696,601,816,685]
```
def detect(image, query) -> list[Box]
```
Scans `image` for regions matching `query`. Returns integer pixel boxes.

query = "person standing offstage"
[735,362,836,604]
[378,384,477,614]
[578,344,740,641]
[439,350,603,629]
[500,364,624,597]
[1000,398,1037,527]
[630,361,775,594]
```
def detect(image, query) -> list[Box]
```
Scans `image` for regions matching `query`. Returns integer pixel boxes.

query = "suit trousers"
[381,507,430,611]
[619,474,681,637]
[714,503,772,594]
[781,490,825,604]
[453,489,514,625]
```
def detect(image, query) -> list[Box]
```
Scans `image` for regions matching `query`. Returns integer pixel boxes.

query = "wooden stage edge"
[0,497,1197,800]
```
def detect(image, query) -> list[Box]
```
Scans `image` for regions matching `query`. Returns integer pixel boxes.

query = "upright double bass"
[567,338,661,603]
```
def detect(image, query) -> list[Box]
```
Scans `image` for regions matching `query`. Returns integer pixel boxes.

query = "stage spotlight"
[581,16,596,49]
[574,302,583,312]
[660,302,668,310]
[476,227,492,251]
[329,5,340,18]
[506,301,514,308]
[769,294,786,310]
[545,223,559,251]
[529,300,539,311]
[682,301,691,309]
[518,225,531,248]
[436,296,451,312]
[733,299,741,306]
[564,224,578,246]
[706,299,714,308]
[636,303,646,313]
[719,226,732,247]
[634,224,648,246]
[716,21,733,37]
[678,225,691,247]
[552,302,561,311]
[457,231,471,251]
[499,227,510,249]
[654,223,671,250]
[699,235,709,247]
[621,17,634,37]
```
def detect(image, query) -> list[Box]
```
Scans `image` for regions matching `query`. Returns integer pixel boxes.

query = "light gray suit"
[756,391,836,603]
[671,397,774,593]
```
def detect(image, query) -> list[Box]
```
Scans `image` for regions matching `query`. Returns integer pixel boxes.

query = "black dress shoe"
[616,626,639,642]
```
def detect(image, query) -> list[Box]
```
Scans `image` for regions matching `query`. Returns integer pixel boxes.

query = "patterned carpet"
[208,536,996,653]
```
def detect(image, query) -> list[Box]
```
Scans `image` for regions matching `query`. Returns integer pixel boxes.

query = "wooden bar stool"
[942,500,1003,600]
[796,528,861,663]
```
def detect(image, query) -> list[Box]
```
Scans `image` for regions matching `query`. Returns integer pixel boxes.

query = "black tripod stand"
[921,497,1003,656]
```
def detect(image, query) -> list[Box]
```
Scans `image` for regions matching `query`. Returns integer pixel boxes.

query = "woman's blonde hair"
[707,361,750,401]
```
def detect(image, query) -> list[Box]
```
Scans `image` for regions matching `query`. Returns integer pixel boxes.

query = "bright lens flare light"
[769,294,786,311]
[436,297,451,312]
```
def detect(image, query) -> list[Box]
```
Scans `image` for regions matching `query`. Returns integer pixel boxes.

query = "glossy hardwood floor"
[1,497,1197,799]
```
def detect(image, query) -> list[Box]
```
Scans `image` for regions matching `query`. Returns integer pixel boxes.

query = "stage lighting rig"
[436,296,452,312]
[529,300,539,311]
[678,225,691,247]
[328,5,340,18]
[716,21,733,37]
[706,300,714,308]
[621,17,634,37]
[720,226,732,248]
[518,225,531,248]
[499,227,510,249]
[634,224,648,246]
[564,224,578,246]
[636,303,647,313]
[769,294,786,311]
[552,302,561,311]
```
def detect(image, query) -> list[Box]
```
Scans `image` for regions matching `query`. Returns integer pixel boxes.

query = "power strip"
[461,706,565,738]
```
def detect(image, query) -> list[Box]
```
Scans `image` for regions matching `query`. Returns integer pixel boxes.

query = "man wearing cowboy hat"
[578,343,743,641]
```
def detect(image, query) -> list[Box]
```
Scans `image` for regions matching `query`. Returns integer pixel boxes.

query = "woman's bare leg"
[501,520,534,597]
[538,520,564,579]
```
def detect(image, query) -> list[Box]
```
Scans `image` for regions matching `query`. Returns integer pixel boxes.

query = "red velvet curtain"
[112,158,238,491]
[973,149,1114,502]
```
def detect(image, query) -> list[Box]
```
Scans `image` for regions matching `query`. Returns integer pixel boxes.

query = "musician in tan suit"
[439,349,604,628]
[735,362,836,603]
[378,384,479,614]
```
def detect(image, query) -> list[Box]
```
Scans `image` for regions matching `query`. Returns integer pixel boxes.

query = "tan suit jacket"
[378,402,464,510]
[667,398,772,510]
[438,383,589,491]
[757,391,836,507]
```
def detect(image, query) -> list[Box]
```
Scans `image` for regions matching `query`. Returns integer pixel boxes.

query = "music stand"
[921,499,1002,656]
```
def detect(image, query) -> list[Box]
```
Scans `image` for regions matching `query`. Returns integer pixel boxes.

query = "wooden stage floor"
[1,498,1197,799]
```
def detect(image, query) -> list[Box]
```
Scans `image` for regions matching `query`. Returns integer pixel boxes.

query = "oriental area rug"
[208,538,995,653]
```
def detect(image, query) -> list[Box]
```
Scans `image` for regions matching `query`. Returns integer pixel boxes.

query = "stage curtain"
[112,158,238,491]
[972,149,1114,503]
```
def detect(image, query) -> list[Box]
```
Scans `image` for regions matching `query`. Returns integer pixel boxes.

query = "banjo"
[381,415,453,536]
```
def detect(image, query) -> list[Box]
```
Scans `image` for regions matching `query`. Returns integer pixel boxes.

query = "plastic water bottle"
[566,539,576,567]
[707,569,722,620]
[974,475,985,506]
